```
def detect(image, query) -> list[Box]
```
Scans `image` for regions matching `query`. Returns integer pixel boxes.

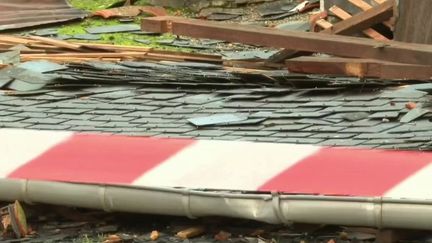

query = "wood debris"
[176,226,205,239]
[141,0,432,80]
[150,230,160,241]
[0,35,222,64]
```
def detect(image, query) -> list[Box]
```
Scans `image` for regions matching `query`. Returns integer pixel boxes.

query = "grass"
[60,0,195,51]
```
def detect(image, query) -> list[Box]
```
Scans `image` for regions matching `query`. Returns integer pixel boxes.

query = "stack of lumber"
[0,35,222,63]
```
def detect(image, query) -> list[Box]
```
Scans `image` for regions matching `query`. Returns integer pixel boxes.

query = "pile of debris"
[142,0,432,80]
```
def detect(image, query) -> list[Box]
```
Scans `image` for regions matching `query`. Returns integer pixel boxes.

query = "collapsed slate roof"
[1,60,431,150]
[0,0,87,31]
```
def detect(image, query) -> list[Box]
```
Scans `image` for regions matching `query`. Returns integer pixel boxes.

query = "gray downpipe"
[1,179,431,230]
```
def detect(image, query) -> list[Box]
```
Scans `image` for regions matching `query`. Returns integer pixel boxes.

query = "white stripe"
[384,163,432,200]
[0,129,73,177]
[133,140,320,190]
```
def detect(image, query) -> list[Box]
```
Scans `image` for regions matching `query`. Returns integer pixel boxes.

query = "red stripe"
[259,148,432,196]
[8,134,194,184]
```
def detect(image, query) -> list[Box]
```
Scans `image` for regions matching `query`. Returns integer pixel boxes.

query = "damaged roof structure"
[0,0,87,31]
[3,0,432,240]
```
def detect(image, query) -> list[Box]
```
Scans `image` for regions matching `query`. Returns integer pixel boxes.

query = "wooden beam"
[316,19,333,29]
[325,6,393,41]
[285,56,432,80]
[348,0,392,28]
[267,0,394,63]
[142,16,432,65]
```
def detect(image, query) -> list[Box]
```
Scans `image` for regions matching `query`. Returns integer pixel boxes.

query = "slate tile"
[218,125,266,131]
[333,119,382,127]
[1,122,31,128]
[188,114,249,127]
[22,118,66,125]
[62,120,107,127]
[368,104,406,112]
[275,111,331,118]
[341,112,369,121]
[380,90,427,99]
[295,119,334,125]
[386,124,432,133]
[263,124,311,131]
[223,102,266,108]
[310,133,357,139]
[135,93,186,100]
[400,108,429,123]
[322,107,372,113]
[298,101,344,107]
[238,137,279,143]
[274,108,322,113]
[337,94,381,101]
[361,139,408,145]
[215,136,244,141]
[302,125,344,132]
[87,110,131,115]
[343,100,389,107]
[185,130,230,137]
[68,126,109,132]
[0,110,18,116]
[229,131,276,137]
[340,124,399,133]
[6,106,50,112]
[28,124,71,130]
[0,99,42,106]
[130,117,179,124]
[259,103,300,109]
[123,111,153,117]
[90,90,137,99]
[378,143,425,150]
[91,115,135,122]
[139,123,191,129]
[151,127,197,134]
[14,112,53,118]
[277,138,324,144]
[54,114,96,120]
[146,101,181,107]
[96,122,136,128]
[45,108,92,114]
[319,139,365,146]
[171,94,223,105]
[109,98,151,105]
[355,133,414,139]
[369,111,400,119]
[152,108,198,114]
[0,116,26,122]
[271,132,313,138]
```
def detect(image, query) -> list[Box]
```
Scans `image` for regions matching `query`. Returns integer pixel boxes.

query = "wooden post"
[394,0,432,44]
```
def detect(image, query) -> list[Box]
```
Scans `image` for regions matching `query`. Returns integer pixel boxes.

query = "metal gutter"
[1,179,432,230]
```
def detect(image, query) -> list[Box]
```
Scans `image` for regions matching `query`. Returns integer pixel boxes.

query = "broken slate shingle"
[188,114,248,127]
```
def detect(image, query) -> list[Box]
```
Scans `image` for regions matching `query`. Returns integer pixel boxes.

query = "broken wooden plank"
[329,5,389,41]
[176,227,205,240]
[267,0,394,63]
[285,56,432,80]
[325,1,393,35]
[28,36,83,51]
[348,0,392,28]
[142,16,432,65]
[316,19,333,29]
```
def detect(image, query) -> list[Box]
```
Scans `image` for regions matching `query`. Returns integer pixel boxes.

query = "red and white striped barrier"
[2,129,432,200]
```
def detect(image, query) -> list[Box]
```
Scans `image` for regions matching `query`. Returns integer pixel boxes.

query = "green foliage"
[61,1,193,51]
